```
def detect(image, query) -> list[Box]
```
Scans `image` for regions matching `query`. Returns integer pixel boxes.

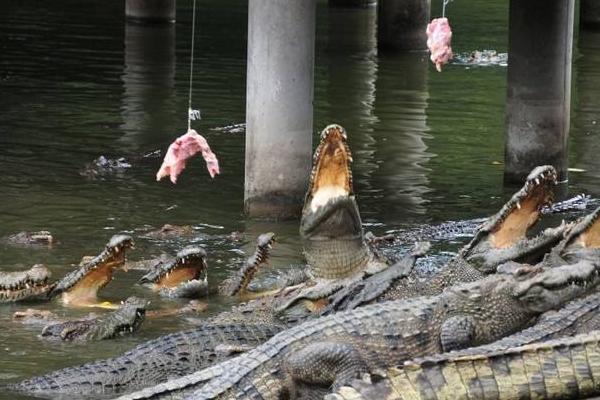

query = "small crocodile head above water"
[300,124,385,280]
[3,231,54,247]
[49,235,134,307]
[0,264,52,303]
[461,165,560,272]
[139,245,208,297]
[41,296,148,341]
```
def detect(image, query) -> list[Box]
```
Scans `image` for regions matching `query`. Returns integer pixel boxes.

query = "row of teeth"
[0,278,49,291]
[156,255,204,280]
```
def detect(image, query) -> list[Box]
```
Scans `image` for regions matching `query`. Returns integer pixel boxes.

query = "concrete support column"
[581,0,600,30]
[504,0,574,183]
[126,0,176,23]
[244,0,316,219]
[329,0,376,8]
[377,0,430,51]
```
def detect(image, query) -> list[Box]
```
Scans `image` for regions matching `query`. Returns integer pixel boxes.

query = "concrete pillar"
[504,0,574,183]
[244,0,316,219]
[120,22,176,149]
[581,0,600,30]
[329,0,376,8]
[125,0,176,23]
[377,0,430,51]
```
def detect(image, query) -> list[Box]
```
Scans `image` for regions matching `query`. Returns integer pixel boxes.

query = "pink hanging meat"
[426,17,453,72]
[156,129,220,184]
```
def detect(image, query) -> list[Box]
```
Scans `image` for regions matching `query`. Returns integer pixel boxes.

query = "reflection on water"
[571,30,600,194]
[370,52,432,221]
[120,22,177,150]
[1,0,600,396]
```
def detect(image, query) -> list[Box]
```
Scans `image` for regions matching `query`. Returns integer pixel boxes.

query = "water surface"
[1,1,599,397]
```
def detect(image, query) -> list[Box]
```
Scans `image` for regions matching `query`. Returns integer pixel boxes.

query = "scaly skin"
[139,246,208,298]
[11,323,284,397]
[0,264,52,303]
[115,261,600,400]
[48,234,134,306]
[328,330,600,400]
[40,296,148,341]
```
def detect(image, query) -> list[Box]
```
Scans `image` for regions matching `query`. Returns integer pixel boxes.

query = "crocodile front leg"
[285,341,369,400]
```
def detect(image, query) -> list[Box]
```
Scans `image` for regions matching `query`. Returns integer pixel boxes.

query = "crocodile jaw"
[61,258,122,306]
[469,165,556,252]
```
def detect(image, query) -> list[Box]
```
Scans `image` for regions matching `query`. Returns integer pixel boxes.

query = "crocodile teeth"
[535,178,540,185]
[516,202,521,210]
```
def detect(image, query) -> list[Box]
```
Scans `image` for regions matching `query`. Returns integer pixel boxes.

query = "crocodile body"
[0,264,52,303]
[11,323,284,397]
[40,297,148,341]
[329,330,600,400]
[115,261,600,400]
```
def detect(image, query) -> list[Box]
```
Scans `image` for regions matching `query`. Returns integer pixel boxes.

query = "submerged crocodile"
[41,296,148,341]
[139,246,208,298]
[2,230,54,247]
[48,234,134,307]
[115,260,600,399]
[0,264,52,303]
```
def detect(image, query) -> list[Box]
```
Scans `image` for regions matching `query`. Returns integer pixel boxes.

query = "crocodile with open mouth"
[323,165,569,313]
[48,234,135,307]
[139,246,208,298]
[0,264,52,303]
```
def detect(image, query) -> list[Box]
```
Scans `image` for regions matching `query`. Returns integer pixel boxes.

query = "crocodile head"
[437,260,600,349]
[552,207,600,263]
[4,231,54,247]
[41,296,148,341]
[300,124,378,280]
[0,264,52,303]
[49,235,135,306]
[461,165,560,272]
[139,245,208,294]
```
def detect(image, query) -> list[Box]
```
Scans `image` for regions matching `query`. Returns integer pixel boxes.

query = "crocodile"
[323,165,568,313]
[48,234,135,307]
[328,330,600,400]
[139,246,208,298]
[11,323,285,397]
[0,264,52,303]
[143,224,196,240]
[40,296,148,341]
[2,230,54,247]
[114,260,600,400]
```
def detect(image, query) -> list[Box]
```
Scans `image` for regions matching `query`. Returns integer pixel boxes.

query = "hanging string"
[442,0,453,18]
[187,0,201,131]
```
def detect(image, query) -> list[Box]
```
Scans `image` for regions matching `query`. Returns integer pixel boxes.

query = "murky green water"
[0,0,599,397]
